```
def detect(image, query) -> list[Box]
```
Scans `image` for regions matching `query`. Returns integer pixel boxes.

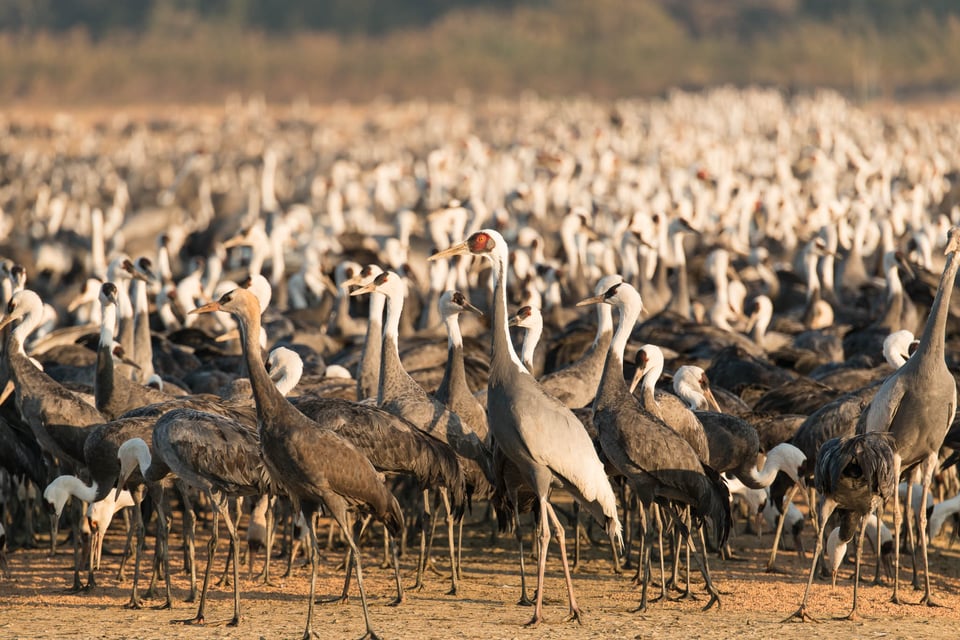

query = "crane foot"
[562,607,583,624]
[919,595,947,608]
[781,605,819,623]
[172,615,205,625]
[315,594,349,605]
[701,592,721,611]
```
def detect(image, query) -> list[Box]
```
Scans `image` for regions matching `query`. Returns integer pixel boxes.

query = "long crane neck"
[913,249,960,363]
[519,320,541,373]
[597,300,640,408]
[490,254,525,375]
[641,354,663,410]
[131,279,154,380]
[9,301,42,356]
[437,313,466,400]
[357,292,384,400]
[237,307,284,429]
[378,287,412,404]
[95,302,118,413]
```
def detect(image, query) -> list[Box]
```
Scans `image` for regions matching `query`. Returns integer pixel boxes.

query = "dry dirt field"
[3,500,960,640]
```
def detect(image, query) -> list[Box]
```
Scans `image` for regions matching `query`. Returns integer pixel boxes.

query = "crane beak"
[221,235,246,250]
[342,273,367,288]
[0,316,13,332]
[114,349,141,370]
[67,289,95,312]
[215,328,240,343]
[190,301,221,315]
[508,314,522,327]
[0,380,14,406]
[429,241,469,262]
[462,301,483,316]
[704,387,722,413]
[628,367,644,395]
[113,473,129,502]
[576,294,605,307]
[745,311,758,333]
[349,282,377,297]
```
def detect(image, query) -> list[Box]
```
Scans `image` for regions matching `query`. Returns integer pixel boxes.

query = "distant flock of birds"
[2,87,960,637]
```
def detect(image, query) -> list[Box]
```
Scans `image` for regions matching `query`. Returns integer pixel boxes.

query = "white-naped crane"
[431,229,622,627]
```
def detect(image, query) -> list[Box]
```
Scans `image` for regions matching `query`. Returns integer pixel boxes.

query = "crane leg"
[302,509,321,640]
[148,483,173,609]
[259,494,277,585]
[572,501,581,571]
[767,483,799,573]
[388,531,404,606]
[69,503,84,592]
[116,508,134,582]
[890,455,903,604]
[630,502,652,612]
[380,525,392,570]
[903,481,920,590]
[783,497,836,623]
[175,507,219,625]
[526,497,551,627]
[839,514,868,620]
[457,517,465,581]
[620,484,634,571]
[918,458,942,607]
[178,481,198,603]
[545,501,582,624]
[440,489,460,595]
[322,515,358,604]
[124,487,147,609]
[413,489,431,591]
[513,498,533,606]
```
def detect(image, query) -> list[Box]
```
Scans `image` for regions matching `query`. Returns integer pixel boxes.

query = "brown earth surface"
[2,500,960,640]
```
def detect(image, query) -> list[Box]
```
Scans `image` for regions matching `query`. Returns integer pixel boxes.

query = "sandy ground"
[2,501,960,640]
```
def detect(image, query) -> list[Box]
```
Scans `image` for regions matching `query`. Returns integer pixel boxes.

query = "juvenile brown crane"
[193,288,403,640]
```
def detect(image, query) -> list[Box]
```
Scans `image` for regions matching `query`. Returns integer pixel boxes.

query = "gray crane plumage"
[431,229,621,627]
[786,432,896,621]
[856,226,960,606]
[192,288,402,640]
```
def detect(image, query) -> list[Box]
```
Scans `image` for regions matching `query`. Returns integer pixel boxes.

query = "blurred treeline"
[1,0,958,104]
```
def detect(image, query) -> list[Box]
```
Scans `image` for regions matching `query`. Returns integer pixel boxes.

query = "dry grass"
[1,2,960,107]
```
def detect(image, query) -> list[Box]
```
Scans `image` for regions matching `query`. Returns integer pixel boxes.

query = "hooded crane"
[431,229,622,627]
[577,280,730,610]
[784,432,896,622]
[191,287,403,640]
[857,226,960,606]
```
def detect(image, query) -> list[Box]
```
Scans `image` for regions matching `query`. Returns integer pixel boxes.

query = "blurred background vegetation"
[0,0,958,105]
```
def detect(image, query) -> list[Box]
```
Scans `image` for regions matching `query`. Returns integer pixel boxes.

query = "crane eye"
[453,292,465,305]
[469,232,494,252]
[374,272,390,285]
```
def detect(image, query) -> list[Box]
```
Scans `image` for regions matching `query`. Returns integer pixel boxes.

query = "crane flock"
[3,88,960,636]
